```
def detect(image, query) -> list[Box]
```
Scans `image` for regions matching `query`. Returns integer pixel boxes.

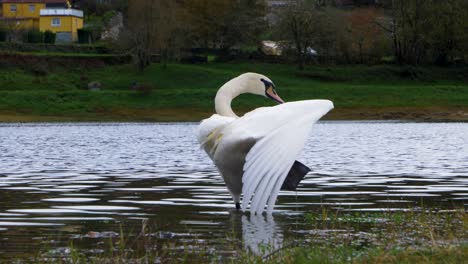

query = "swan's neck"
[214,79,245,118]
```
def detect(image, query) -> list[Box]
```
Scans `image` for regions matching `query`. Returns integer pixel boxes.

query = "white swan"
[197,73,333,214]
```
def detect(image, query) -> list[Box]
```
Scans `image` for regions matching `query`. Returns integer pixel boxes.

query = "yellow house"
[0,0,83,42]
[0,0,46,29]
[39,8,83,42]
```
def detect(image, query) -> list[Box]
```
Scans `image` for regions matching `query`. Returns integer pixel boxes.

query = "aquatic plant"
[19,206,466,263]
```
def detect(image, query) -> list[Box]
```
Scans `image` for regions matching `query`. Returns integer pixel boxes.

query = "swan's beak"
[266,86,285,104]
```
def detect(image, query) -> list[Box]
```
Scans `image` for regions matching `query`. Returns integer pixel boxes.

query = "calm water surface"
[0,122,467,259]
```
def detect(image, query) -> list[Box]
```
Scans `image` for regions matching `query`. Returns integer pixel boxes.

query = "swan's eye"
[260,79,272,90]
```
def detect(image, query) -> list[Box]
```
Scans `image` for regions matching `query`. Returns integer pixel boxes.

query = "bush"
[0,42,111,54]
[25,30,44,43]
[296,70,347,82]
[43,30,56,44]
[180,55,208,64]
[77,29,92,44]
[366,65,432,81]
[0,30,6,42]
[27,63,49,76]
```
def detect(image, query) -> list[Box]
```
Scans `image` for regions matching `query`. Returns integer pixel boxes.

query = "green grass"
[277,208,468,264]
[1,63,468,121]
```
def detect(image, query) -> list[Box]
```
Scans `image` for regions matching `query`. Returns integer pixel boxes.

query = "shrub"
[296,69,347,82]
[0,42,111,54]
[27,63,49,76]
[180,55,208,64]
[0,30,6,42]
[43,30,56,44]
[77,29,92,44]
[25,30,44,43]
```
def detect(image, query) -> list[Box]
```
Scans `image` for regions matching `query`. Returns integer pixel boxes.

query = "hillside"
[1,63,467,122]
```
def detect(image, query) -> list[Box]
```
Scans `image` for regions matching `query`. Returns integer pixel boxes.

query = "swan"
[197,73,333,214]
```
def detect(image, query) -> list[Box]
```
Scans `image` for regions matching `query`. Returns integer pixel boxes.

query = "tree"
[275,0,345,69]
[184,0,267,50]
[0,19,23,42]
[426,0,468,65]
[74,0,128,16]
[375,0,429,64]
[122,0,184,71]
[276,1,316,69]
[376,0,468,65]
[347,7,386,63]
[84,11,117,42]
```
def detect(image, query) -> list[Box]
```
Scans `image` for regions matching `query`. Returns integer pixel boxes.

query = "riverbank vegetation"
[1,63,468,122]
[19,206,467,263]
[118,0,468,71]
[1,1,467,122]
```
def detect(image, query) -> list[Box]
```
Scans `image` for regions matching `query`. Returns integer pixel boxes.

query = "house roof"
[0,0,67,3]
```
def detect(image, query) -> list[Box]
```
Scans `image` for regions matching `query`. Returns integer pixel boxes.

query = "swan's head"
[239,73,285,104]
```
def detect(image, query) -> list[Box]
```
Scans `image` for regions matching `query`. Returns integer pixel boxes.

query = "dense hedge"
[22,30,56,44]
[0,30,6,42]
[0,52,131,70]
[44,30,56,44]
[25,30,44,43]
[77,29,92,44]
[0,42,110,54]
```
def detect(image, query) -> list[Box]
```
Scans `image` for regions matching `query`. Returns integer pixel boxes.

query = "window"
[29,4,35,12]
[10,4,17,12]
[52,18,61,26]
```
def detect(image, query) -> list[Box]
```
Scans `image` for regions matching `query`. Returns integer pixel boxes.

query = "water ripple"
[0,122,466,259]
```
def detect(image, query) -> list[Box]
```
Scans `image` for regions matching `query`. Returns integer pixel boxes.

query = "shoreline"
[1,107,467,123]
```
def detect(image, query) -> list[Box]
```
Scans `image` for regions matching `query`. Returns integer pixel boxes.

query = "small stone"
[88,81,102,91]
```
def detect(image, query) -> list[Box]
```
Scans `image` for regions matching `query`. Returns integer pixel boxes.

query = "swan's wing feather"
[197,114,236,157]
[240,100,334,214]
[198,114,235,144]
[197,114,235,143]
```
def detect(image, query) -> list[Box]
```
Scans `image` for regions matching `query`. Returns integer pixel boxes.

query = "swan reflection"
[241,214,283,255]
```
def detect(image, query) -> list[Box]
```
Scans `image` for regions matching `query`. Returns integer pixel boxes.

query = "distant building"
[0,0,84,42]
[267,0,288,8]
[265,0,287,25]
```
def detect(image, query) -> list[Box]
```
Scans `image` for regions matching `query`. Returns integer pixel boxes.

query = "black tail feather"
[281,161,311,191]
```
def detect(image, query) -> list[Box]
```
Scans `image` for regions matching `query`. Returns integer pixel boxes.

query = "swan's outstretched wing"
[239,100,334,214]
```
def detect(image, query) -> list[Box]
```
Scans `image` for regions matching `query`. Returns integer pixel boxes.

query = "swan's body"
[197,73,333,214]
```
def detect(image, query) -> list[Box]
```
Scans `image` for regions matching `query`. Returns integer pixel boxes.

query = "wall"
[2,3,45,18]
[71,16,83,41]
[39,16,83,41]
[39,15,72,32]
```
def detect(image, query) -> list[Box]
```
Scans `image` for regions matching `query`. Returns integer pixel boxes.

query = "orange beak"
[266,86,285,104]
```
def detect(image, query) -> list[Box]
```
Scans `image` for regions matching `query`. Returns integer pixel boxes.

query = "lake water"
[0,122,467,260]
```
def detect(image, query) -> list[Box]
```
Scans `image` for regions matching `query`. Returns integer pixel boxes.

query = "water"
[0,122,467,260]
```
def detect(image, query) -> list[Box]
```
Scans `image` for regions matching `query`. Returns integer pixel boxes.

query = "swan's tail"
[281,160,311,191]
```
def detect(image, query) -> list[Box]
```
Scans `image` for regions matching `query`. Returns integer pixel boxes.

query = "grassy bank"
[1,63,468,122]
